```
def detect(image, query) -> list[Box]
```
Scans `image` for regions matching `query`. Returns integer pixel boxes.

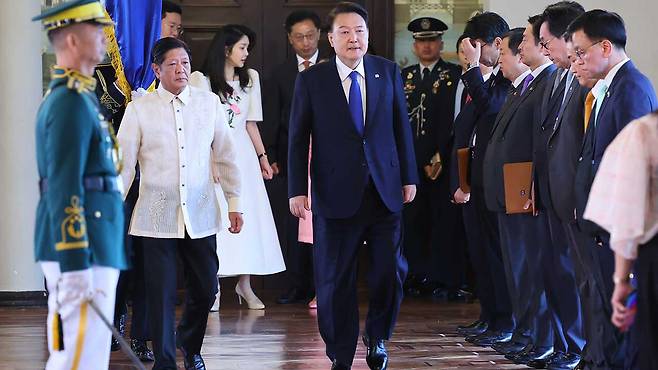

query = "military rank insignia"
[55,196,88,251]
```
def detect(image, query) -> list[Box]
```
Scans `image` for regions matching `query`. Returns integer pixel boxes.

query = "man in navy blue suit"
[287,3,418,370]
[568,9,658,369]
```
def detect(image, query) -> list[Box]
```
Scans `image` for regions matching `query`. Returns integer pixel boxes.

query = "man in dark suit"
[568,9,658,369]
[287,3,417,369]
[482,15,556,364]
[524,3,588,369]
[400,17,465,299]
[263,9,326,306]
[454,12,515,347]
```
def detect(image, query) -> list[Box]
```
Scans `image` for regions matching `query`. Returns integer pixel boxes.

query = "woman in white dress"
[190,24,285,310]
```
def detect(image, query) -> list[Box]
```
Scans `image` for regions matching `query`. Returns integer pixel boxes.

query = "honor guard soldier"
[402,17,467,299]
[32,1,128,369]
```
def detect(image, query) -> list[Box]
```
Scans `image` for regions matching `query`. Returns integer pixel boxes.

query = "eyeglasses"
[574,40,602,60]
[539,37,555,50]
[290,30,319,42]
[166,22,184,36]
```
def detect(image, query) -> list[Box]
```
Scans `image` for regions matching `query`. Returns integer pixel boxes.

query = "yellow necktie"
[584,91,595,132]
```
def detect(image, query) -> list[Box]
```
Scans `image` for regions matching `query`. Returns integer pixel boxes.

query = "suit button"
[362,162,366,167]
[362,139,366,145]
[94,211,101,218]
[578,156,583,162]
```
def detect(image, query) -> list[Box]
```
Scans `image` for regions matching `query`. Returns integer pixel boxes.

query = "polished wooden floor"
[0,294,526,369]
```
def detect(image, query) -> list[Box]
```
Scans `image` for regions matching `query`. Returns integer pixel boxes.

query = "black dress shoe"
[182,353,205,370]
[363,336,388,370]
[491,340,528,355]
[547,352,581,370]
[110,313,127,351]
[457,320,488,336]
[472,331,513,347]
[331,360,351,370]
[277,287,311,304]
[527,351,562,369]
[511,347,553,365]
[130,339,154,362]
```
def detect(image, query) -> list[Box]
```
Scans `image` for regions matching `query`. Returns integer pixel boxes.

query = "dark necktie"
[349,71,364,136]
[461,85,469,107]
[422,67,430,85]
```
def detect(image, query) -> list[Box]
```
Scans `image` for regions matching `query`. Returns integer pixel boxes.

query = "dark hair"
[566,9,626,49]
[162,0,182,19]
[285,10,322,33]
[503,27,525,55]
[542,2,585,39]
[527,14,543,45]
[327,2,368,29]
[151,36,191,65]
[200,24,255,100]
[463,12,510,44]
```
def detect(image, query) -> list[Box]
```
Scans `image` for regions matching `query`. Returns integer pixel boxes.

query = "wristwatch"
[467,61,479,70]
[257,152,267,160]
[612,272,633,285]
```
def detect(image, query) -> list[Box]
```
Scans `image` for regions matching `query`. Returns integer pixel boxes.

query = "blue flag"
[104,0,161,100]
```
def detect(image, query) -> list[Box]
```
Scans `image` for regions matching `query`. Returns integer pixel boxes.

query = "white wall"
[0,0,44,291]
[484,0,658,87]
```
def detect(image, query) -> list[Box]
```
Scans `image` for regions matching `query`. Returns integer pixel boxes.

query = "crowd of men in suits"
[436,3,657,370]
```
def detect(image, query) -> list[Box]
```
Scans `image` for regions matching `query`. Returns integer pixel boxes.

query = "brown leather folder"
[503,162,535,215]
[457,148,471,193]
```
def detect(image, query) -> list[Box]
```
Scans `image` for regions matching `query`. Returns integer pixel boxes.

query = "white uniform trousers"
[41,262,119,370]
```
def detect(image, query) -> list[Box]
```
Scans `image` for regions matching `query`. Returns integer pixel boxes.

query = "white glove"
[57,269,94,319]
[131,87,148,101]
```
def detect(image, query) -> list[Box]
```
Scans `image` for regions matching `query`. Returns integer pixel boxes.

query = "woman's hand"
[260,156,273,180]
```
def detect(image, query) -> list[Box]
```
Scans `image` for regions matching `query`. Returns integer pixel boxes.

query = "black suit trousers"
[313,182,407,366]
[638,236,658,370]
[471,187,514,332]
[543,208,585,354]
[141,234,218,370]
[497,212,553,348]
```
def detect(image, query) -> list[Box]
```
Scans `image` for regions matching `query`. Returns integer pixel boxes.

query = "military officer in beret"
[401,17,467,299]
[32,1,127,368]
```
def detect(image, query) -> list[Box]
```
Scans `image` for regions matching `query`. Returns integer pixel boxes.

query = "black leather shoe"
[182,353,205,370]
[130,339,154,362]
[527,351,562,369]
[472,331,513,347]
[331,360,351,370]
[110,313,127,351]
[547,352,581,370]
[277,287,311,304]
[511,347,553,365]
[491,340,528,355]
[457,320,488,336]
[363,336,388,370]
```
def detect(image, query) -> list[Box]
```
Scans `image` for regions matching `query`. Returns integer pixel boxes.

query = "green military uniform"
[35,66,127,272]
[33,1,130,368]
[401,17,467,298]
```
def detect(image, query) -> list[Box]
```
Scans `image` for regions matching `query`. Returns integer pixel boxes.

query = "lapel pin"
[606,91,610,98]
[375,73,380,78]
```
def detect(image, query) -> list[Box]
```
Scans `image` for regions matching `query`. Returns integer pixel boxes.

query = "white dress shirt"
[335,56,367,123]
[297,50,319,72]
[513,69,531,88]
[118,84,241,239]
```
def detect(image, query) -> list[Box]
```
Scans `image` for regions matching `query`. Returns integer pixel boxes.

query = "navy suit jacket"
[288,55,418,219]
[461,68,512,191]
[483,64,556,212]
[575,60,657,232]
